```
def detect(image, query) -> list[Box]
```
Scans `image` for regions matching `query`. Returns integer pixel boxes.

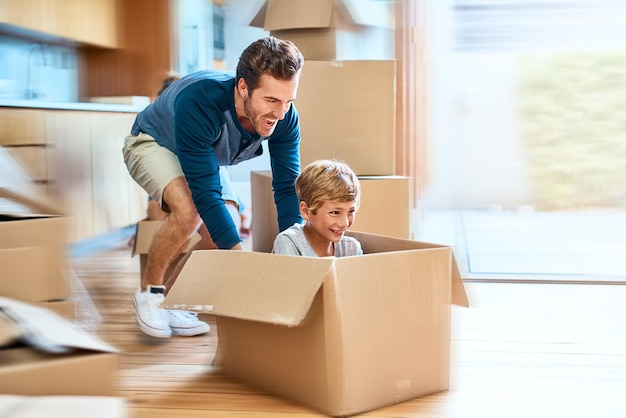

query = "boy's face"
[302,199,358,244]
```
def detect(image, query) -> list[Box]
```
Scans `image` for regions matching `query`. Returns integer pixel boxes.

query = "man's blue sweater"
[131,70,302,249]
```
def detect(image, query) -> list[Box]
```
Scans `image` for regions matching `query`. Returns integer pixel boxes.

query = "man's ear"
[300,201,310,220]
[237,78,248,97]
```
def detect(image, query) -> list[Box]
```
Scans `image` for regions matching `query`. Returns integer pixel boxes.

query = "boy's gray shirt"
[273,223,363,257]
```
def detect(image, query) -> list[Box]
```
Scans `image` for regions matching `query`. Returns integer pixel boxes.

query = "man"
[123,36,304,338]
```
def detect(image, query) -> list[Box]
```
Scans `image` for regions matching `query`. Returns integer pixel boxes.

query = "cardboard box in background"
[251,170,411,253]
[0,297,119,397]
[296,60,396,175]
[0,146,71,304]
[132,220,200,280]
[250,0,395,60]
[163,231,468,417]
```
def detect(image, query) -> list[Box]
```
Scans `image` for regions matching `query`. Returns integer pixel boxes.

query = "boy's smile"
[302,199,357,256]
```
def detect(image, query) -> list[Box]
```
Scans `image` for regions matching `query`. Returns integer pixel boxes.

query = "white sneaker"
[166,310,210,336]
[133,285,172,338]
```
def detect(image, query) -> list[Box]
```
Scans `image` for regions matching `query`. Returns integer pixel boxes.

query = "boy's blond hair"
[296,159,361,213]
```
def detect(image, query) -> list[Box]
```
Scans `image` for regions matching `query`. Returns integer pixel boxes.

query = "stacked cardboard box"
[0,147,74,319]
[250,0,410,250]
[0,297,119,397]
[250,0,395,61]
[0,147,121,411]
[250,171,411,253]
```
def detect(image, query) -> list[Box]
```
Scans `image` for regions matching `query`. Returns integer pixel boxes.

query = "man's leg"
[140,176,211,337]
[142,176,201,291]
[163,199,241,292]
[123,133,209,338]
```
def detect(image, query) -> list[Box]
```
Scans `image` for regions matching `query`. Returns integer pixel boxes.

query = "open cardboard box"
[250,0,395,60]
[162,230,468,417]
[0,146,71,304]
[0,297,119,397]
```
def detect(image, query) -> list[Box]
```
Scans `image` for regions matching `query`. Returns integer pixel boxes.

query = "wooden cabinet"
[46,111,95,241]
[0,107,147,242]
[80,0,172,100]
[0,0,117,48]
[0,109,45,145]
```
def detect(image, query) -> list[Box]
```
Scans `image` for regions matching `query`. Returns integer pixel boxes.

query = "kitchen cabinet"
[0,107,148,242]
[0,0,117,48]
[81,0,172,100]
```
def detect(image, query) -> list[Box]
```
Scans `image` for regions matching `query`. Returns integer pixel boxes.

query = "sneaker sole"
[133,298,172,338]
[171,323,210,337]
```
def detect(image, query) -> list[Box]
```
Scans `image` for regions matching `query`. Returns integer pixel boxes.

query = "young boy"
[273,159,363,257]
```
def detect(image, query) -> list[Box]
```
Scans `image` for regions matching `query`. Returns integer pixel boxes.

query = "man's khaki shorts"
[122,132,238,210]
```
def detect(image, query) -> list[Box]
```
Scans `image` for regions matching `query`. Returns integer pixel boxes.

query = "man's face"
[242,73,299,137]
[302,199,358,244]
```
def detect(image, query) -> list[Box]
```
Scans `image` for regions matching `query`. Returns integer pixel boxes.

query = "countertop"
[0,98,148,113]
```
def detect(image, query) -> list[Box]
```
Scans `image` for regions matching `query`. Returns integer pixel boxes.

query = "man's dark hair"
[236,36,304,92]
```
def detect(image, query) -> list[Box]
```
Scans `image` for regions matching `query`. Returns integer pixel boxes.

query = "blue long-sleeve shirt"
[131,70,302,249]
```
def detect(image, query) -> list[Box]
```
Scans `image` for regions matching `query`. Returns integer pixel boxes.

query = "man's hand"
[230,242,245,250]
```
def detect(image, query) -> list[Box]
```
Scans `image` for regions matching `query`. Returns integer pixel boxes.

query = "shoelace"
[168,310,199,322]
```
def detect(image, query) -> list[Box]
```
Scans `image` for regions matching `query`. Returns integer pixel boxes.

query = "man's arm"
[174,82,242,249]
[268,105,303,231]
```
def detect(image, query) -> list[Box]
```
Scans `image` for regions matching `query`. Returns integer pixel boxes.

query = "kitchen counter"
[0,98,147,113]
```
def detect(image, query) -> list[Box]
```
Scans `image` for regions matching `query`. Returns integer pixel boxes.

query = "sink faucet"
[24,43,47,100]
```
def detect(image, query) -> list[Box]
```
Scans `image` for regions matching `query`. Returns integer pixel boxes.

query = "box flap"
[451,259,469,307]
[163,250,332,326]
[251,0,333,30]
[0,297,118,354]
[347,230,469,307]
[0,146,62,216]
[248,0,267,28]
[250,0,393,30]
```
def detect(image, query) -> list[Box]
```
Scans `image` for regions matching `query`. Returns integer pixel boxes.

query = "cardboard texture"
[0,147,71,304]
[163,231,468,417]
[296,60,396,175]
[251,170,411,253]
[0,297,119,397]
[250,0,395,60]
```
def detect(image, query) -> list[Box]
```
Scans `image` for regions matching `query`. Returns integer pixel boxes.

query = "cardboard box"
[251,170,411,253]
[0,147,71,303]
[163,231,468,417]
[296,60,396,175]
[250,0,395,60]
[37,299,76,322]
[0,297,119,397]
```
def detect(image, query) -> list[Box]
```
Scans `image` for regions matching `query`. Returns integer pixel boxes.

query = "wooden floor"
[70,239,626,418]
